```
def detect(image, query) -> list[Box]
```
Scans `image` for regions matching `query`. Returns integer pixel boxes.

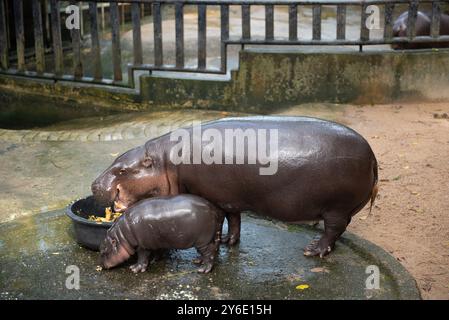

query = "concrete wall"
[2,48,449,113]
[140,48,449,111]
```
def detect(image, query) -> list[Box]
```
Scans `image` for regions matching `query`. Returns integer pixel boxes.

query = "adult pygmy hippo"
[92,116,378,257]
[100,194,224,273]
[392,11,449,49]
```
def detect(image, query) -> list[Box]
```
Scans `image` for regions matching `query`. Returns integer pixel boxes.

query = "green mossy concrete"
[2,49,449,112]
[0,75,144,113]
[140,48,449,110]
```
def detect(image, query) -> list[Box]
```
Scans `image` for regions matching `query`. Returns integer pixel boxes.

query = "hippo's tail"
[368,158,379,215]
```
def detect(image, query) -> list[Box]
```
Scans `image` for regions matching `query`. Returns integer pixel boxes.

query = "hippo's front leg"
[130,248,151,273]
[220,213,241,246]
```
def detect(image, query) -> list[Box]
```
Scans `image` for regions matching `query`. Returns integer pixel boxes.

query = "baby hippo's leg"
[130,248,151,273]
[195,241,219,274]
[193,227,222,265]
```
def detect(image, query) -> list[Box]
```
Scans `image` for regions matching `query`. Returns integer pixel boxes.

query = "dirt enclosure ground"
[280,102,449,299]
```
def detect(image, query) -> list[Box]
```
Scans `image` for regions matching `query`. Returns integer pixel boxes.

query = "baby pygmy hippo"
[99,194,224,273]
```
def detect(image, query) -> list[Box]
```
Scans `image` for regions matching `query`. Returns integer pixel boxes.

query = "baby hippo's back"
[123,194,223,250]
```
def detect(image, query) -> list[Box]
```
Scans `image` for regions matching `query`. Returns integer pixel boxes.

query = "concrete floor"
[0,209,419,299]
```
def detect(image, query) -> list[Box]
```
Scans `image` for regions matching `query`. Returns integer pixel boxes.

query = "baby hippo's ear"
[111,238,118,251]
[142,156,154,168]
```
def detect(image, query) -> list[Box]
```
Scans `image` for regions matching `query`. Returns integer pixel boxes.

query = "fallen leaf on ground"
[110,153,119,157]
[310,267,329,273]
[296,284,309,290]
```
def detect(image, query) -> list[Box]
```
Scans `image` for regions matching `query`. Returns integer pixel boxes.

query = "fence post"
[89,2,102,80]
[175,2,184,68]
[336,5,346,40]
[289,4,298,41]
[431,1,441,38]
[153,2,162,67]
[13,0,25,72]
[50,0,63,76]
[0,0,9,70]
[198,4,207,70]
[110,1,122,81]
[265,5,274,41]
[312,5,321,41]
[220,4,229,73]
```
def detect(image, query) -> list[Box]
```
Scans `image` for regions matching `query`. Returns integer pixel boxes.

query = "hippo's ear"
[142,156,154,168]
[111,238,117,250]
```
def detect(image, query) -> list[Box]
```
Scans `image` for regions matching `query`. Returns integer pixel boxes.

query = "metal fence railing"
[0,0,448,89]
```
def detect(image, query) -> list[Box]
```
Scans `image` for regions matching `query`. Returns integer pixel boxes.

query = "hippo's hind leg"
[130,248,151,273]
[304,212,350,258]
[220,212,241,246]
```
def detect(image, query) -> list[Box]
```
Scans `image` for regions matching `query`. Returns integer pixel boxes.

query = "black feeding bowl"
[66,196,113,251]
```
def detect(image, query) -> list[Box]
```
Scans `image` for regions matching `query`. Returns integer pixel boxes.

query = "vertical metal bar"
[265,4,274,40]
[110,1,122,81]
[384,3,395,39]
[242,4,250,40]
[132,2,143,65]
[101,4,105,32]
[360,3,369,42]
[431,1,441,38]
[198,4,206,70]
[80,1,84,36]
[13,0,25,72]
[289,4,298,41]
[175,2,184,68]
[153,2,162,66]
[89,2,102,80]
[336,5,346,40]
[45,0,51,43]
[70,0,82,79]
[220,4,229,73]
[0,0,9,69]
[312,5,321,41]
[121,3,125,28]
[32,0,45,74]
[50,0,63,76]
[407,0,418,39]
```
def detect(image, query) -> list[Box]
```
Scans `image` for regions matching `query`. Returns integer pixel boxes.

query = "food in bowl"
[88,207,122,223]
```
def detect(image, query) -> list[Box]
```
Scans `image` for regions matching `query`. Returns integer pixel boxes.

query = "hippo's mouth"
[112,187,161,213]
[113,189,128,213]
[114,200,128,213]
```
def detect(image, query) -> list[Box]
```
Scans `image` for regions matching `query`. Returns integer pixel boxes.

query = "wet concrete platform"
[0,209,420,300]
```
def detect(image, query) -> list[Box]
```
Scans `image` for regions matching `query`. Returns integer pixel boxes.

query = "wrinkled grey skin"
[99,194,224,273]
[93,116,378,258]
[392,11,449,49]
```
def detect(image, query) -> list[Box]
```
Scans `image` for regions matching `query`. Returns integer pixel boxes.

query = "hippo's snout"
[91,174,116,206]
[91,181,108,205]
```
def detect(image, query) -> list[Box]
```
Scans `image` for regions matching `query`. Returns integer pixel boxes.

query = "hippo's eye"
[119,169,126,175]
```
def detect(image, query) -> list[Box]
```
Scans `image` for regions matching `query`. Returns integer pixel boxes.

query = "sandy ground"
[278,102,449,299]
